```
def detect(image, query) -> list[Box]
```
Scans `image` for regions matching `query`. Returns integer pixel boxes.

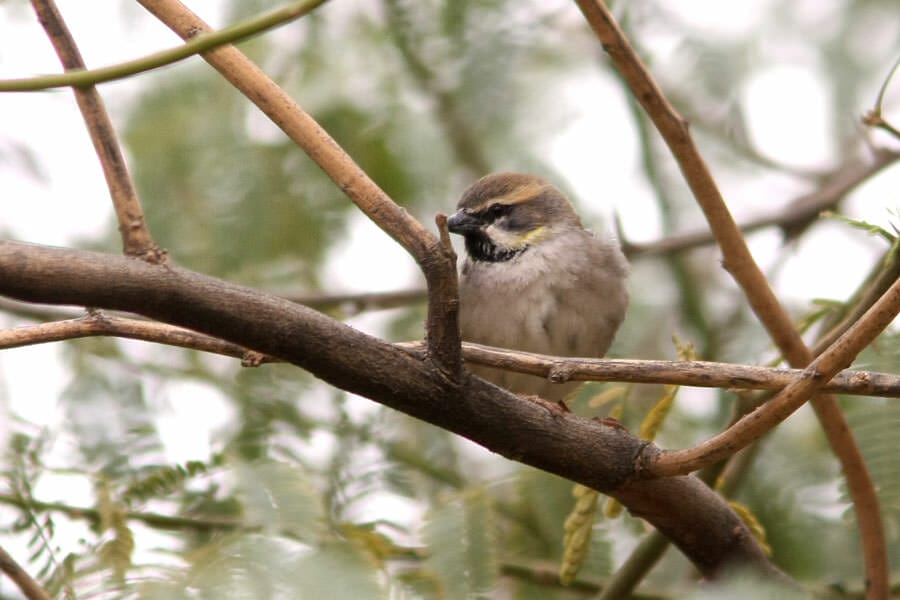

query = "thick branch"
[0,240,780,580]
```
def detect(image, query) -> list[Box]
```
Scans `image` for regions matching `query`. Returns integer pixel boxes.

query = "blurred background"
[1,0,899,597]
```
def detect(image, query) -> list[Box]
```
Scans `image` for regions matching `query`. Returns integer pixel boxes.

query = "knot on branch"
[548,362,576,383]
[241,350,266,367]
[631,440,661,480]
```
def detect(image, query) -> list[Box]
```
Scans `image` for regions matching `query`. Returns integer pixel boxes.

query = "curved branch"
[862,55,900,141]
[0,240,782,580]
[0,314,252,360]
[0,546,51,600]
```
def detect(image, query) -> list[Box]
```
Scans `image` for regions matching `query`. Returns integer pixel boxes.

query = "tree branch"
[573,1,889,594]
[646,275,900,476]
[0,240,782,580]
[30,0,162,260]
[135,0,463,374]
[625,149,900,257]
[7,316,900,398]
[0,0,329,92]
[0,492,245,533]
[862,55,900,141]
[450,343,900,399]
[0,546,51,600]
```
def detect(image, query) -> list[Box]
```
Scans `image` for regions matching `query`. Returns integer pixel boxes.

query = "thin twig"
[500,559,667,598]
[647,276,900,475]
[0,546,52,600]
[862,55,900,141]
[1,0,329,92]
[0,313,257,361]
[0,289,429,323]
[574,2,889,594]
[814,239,900,354]
[625,149,900,257]
[30,0,162,260]
[6,316,900,399]
[285,288,427,314]
[595,531,669,600]
[0,492,246,532]
[452,343,900,398]
[136,0,463,374]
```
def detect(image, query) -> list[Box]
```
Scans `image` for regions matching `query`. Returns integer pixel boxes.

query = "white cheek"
[485,223,522,248]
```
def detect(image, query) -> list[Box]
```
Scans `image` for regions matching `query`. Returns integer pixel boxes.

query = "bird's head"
[447,172,582,263]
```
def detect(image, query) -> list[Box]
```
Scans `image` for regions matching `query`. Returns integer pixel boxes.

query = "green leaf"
[235,460,324,541]
[286,541,385,599]
[423,488,498,598]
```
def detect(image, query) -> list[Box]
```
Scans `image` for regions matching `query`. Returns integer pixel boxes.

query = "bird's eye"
[485,203,510,220]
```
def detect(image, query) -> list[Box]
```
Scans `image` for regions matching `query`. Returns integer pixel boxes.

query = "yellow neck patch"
[519,225,549,245]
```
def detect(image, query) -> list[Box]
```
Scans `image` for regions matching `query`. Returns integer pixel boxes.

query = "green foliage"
[424,488,498,598]
[124,459,214,502]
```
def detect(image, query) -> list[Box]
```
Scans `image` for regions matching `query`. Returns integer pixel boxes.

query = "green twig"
[0,0,329,92]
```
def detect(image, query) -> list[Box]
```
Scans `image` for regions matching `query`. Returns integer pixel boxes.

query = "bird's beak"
[447,210,482,234]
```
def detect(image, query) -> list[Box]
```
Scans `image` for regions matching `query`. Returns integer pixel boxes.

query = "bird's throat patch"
[465,235,527,263]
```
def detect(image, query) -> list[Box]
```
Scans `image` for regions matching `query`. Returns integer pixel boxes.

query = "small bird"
[447,172,628,403]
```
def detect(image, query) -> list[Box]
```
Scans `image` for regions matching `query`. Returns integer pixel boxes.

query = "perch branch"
[0,240,782,580]
[30,0,161,260]
[135,0,463,373]
[574,1,889,594]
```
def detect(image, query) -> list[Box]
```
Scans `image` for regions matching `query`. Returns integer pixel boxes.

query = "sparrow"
[447,172,628,403]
